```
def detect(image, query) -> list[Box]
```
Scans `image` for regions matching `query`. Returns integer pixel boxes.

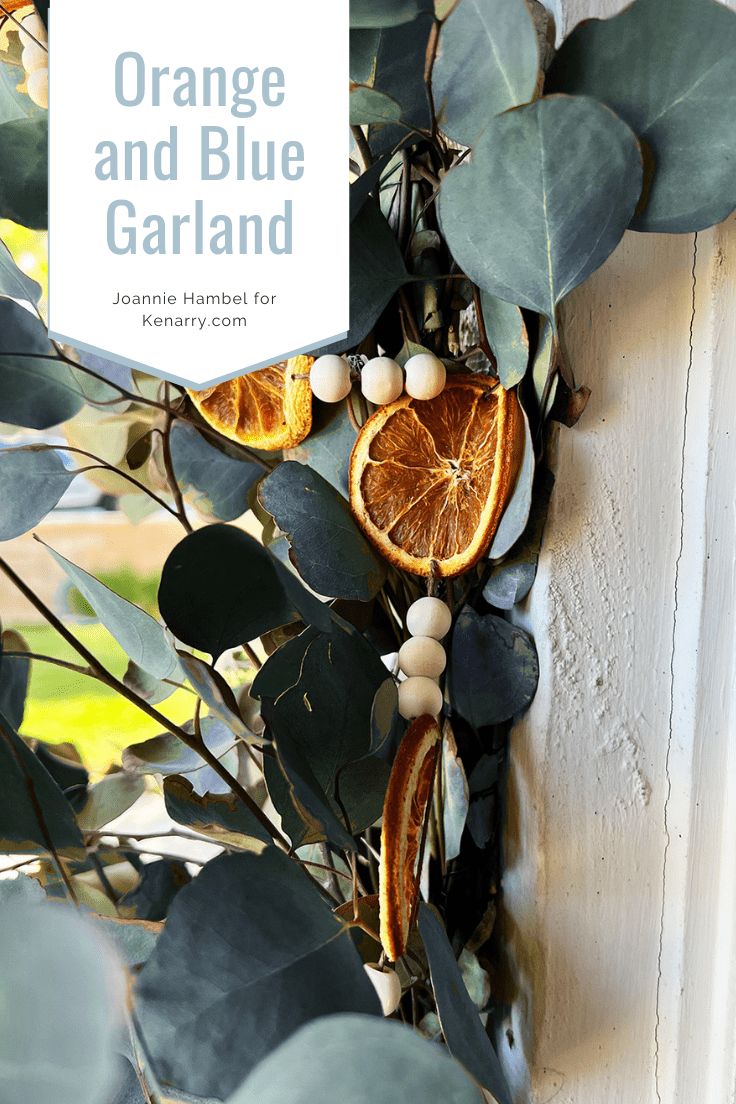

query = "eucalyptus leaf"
[448,607,539,727]
[135,849,380,1099]
[259,462,385,601]
[110,1056,147,1104]
[0,448,76,539]
[369,677,402,758]
[0,117,47,228]
[0,903,123,1104]
[164,775,270,849]
[488,404,534,559]
[119,859,191,921]
[177,652,250,740]
[284,403,356,495]
[419,904,512,1104]
[95,917,161,969]
[311,201,409,355]
[123,660,177,706]
[368,8,434,155]
[75,772,145,832]
[484,466,554,609]
[0,300,84,428]
[0,714,85,857]
[275,731,357,852]
[260,627,389,846]
[433,0,539,145]
[350,29,379,83]
[158,524,331,660]
[439,95,643,323]
[0,238,41,302]
[480,292,529,389]
[466,753,499,849]
[0,872,44,906]
[122,717,239,797]
[227,1014,481,1104]
[532,316,559,417]
[0,62,44,125]
[0,629,29,729]
[350,86,402,125]
[547,0,736,232]
[351,0,420,27]
[170,421,261,522]
[442,722,469,863]
[44,543,180,681]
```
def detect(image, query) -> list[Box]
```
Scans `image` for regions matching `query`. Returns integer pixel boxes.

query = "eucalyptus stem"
[161,384,193,533]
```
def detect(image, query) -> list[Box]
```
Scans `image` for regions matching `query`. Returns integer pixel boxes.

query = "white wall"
[500,4,736,1101]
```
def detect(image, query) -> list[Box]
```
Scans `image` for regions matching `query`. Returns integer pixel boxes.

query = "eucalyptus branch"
[161,384,193,533]
[351,125,373,171]
[0,555,291,852]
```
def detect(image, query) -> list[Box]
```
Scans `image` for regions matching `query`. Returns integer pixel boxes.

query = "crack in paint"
[654,231,699,1102]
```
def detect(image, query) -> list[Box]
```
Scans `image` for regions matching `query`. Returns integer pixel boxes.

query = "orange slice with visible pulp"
[188,355,313,451]
[349,375,523,577]
[379,713,441,962]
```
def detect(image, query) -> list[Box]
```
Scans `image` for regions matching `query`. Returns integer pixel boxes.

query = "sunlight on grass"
[17,623,193,776]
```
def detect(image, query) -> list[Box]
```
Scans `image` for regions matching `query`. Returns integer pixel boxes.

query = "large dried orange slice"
[349,375,523,577]
[188,355,313,451]
[379,714,441,961]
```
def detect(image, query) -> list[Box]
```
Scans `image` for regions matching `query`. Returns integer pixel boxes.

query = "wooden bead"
[398,636,446,679]
[364,963,402,1015]
[309,355,352,403]
[26,68,48,110]
[404,353,446,401]
[22,41,47,75]
[406,596,452,640]
[361,357,404,405]
[19,12,46,49]
[398,676,443,720]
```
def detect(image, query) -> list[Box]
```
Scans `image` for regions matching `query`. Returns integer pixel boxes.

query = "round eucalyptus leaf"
[547,0,736,233]
[350,0,420,27]
[74,772,145,832]
[0,448,75,540]
[0,117,47,229]
[489,403,534,559]
[0,300,84,428]
[158,525,298,659]
[480,292,529,389]
[433,0,539,145]
[285,403,356,496]
[0,238,41,303]
[164,775,271,850]
[258,462,385,601]
[135,850,380,1100]
[439,95,643,323]
[227,1014,481,1104]
[0,903,124,1104]
[43,542,180,681]
[350,29,379,83]
[169,421,261,522]
[350,86,403,125]
[0,872,44,906]
[448,606,539,727]
[0,629,29,730]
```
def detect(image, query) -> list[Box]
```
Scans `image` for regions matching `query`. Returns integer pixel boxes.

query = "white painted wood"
[499,6,736,1099]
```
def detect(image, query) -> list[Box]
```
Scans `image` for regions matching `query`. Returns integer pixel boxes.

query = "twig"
[351,125,374,171]
[161,384,193,533]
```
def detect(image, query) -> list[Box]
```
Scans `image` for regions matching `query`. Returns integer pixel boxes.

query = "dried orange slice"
[188,355,313,451]
[349,375,523,578]
[379,714,441,962]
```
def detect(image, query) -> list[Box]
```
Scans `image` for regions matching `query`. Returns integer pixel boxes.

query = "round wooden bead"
[364,963,402,1015]
[398,636,446,679]
[309,355,352,403]
[406,596,452,641]
[22,40,47,74]
[398,675,443,720]
[361,357,404,406]
[19,12,46,49]
[404,353,446,401]
[26,67,48,110]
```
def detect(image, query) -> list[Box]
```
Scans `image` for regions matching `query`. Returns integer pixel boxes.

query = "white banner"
[49,0,349,386]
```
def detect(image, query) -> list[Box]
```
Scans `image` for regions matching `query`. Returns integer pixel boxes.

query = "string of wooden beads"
[19,12,48,110]
[309,352,446,405]
[397,596,451,720]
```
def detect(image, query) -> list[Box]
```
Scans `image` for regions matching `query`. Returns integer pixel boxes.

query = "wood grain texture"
[499,5,736,1099]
